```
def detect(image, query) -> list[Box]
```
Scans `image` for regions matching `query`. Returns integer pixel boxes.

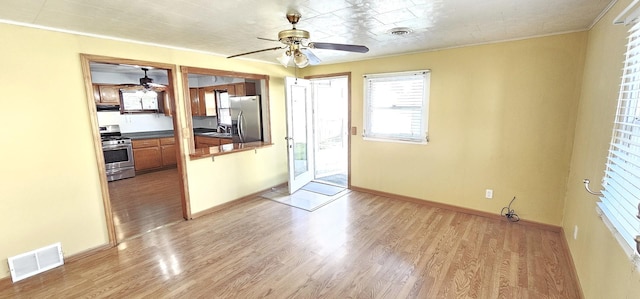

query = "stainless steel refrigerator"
[230,95,263,143]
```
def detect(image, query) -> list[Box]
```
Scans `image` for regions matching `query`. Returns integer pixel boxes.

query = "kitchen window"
[597,17,640,259]
[363,70,430,144]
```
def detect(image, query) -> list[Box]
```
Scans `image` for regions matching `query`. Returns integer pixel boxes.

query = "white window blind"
[363,70,430,143]
[598,20,640,257]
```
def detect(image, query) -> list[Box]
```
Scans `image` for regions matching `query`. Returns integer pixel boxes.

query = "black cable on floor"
[501,196,520,222]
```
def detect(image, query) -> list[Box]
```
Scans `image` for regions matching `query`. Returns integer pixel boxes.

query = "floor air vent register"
[7,242,64,282]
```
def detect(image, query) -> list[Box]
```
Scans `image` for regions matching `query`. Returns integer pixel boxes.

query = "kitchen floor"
[108,167,183,241]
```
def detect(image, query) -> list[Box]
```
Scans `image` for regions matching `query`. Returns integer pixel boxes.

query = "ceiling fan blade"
[300,48,321,65]
[257,37,279,42]
[147,82,165,88]
[309,42,369,53]
[227,47,284,59]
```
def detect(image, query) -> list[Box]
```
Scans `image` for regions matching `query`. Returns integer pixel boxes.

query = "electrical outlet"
[574,225,579,240]
[485,189,493,199]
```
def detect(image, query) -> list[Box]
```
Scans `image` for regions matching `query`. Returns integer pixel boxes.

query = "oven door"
[102,144,134,170]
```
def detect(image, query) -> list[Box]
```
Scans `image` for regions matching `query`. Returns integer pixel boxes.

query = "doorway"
[283,74,350,195]
[81,54,189,245]
[310,75,349,187]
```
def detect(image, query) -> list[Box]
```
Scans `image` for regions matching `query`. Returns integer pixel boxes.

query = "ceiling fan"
[139,67,165,89]
[227,13,369,68]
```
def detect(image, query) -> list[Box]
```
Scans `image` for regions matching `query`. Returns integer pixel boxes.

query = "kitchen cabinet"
[158,91,172,117]
[132,139,162,171]
[208,84,234,96]
[195,136,233,148]
[93,84,101,104]
[94,84,125,105]
[160,137,177,166]
[190,88,200,116]
[233,82,256,96]
[195,136,220,149]
[132,137,177,171]
[190,82,256,116]
[190,87,217,117]
[213,82,255,96]
[198,86,217,116]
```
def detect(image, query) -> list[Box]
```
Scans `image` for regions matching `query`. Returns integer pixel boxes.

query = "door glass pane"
[292,85,308,177]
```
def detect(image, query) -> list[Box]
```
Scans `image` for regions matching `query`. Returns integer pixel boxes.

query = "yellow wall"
[563,0,640,297]
[0,22,291,279]
[3,7,636,296]
[304,32,588,226]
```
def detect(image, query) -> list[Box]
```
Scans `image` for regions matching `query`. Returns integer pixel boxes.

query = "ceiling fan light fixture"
[277,51,292,67]
[293,50,309,68]
[389,27,413,36]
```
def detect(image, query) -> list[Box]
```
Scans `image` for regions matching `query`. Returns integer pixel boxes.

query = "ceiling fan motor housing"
[278,29,310,45]
[140,77,153,86]
[139,68,153,87]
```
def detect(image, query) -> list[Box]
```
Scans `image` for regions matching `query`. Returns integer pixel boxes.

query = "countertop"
[123,129,232,140]
[123,129,266,159]
[123,130,174,139]
[191,141,274,159]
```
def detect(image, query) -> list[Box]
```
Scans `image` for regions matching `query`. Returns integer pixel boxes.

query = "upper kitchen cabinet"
[189,86,217,117]
[159,90,173,117]
[94,84,125,105]
[232,82,256,96]
[190,88,200,116]
[213,82,256,96]
[187,82,255,117]
[199,86,217,116]
[217,84,235,96]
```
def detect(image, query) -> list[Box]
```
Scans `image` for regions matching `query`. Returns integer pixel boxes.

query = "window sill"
[595,205,640,271]
[189,142,274,160]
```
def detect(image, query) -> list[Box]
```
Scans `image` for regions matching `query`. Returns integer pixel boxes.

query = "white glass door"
[285,77,314,194]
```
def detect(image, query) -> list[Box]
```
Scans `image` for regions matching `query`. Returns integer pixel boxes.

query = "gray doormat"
[261,185,350,211]
[301,181,345,196]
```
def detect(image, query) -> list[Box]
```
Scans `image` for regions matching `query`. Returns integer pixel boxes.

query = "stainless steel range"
[100,125,135,182]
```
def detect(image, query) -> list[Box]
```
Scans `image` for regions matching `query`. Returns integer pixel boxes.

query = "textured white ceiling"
[0,0,614,66]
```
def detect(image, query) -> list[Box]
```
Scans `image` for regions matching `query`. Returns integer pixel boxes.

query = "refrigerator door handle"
[238,110,245,143]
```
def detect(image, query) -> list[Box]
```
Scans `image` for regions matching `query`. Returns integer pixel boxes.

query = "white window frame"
[597,18,640,265]
[363,70,430,144]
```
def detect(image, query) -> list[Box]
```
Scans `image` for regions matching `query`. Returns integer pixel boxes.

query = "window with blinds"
[363,70,430,143]
[598,20,640,257]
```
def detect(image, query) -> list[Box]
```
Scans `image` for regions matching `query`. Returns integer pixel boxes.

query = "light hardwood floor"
[108,167,184,241]
[0,191,580,298]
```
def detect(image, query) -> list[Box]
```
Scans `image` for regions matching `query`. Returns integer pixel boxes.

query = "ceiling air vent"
[7,242,64,282]
[388,27,413,36]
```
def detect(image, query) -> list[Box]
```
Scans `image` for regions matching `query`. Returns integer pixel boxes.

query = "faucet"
[217,125,228,133]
